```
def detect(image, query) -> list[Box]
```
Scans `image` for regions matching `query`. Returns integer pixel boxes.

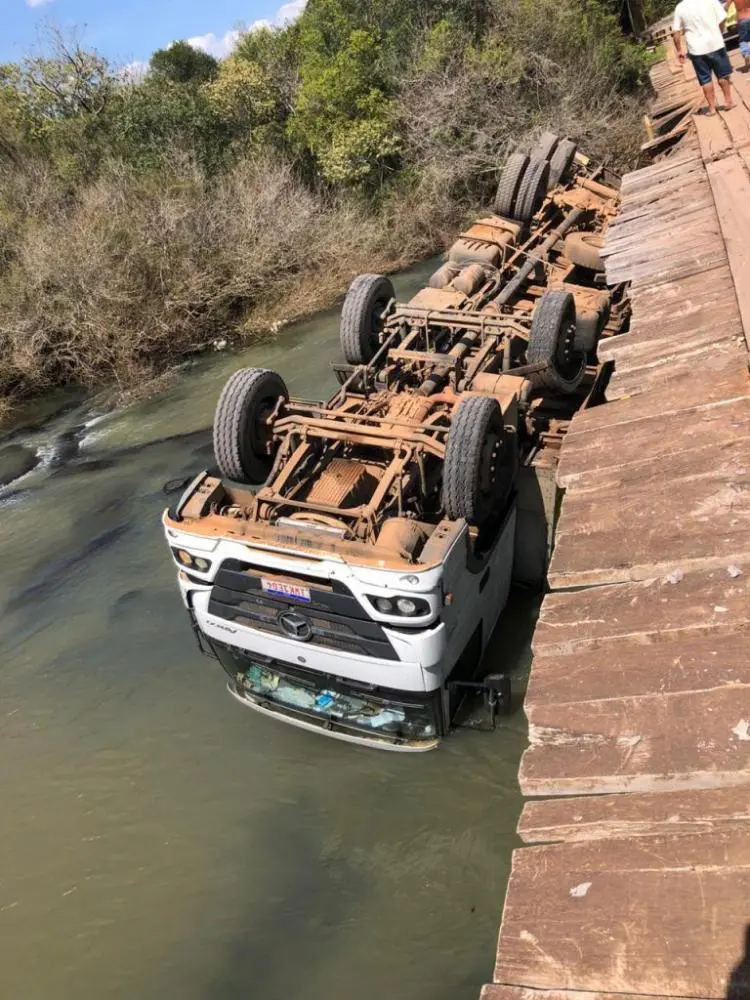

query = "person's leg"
[690,53,717,112]
[718,74,735,108]
[702,80,718,112]
[739,20,750,71]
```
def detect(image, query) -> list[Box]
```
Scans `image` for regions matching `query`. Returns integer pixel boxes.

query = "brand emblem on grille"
[278,610,313,642]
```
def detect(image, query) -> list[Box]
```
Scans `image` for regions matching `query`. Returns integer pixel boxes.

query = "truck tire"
[565,231,606,272]
[213,367,288,483]
[494,152,529,218]
[549,138,577,187]
[340,274,394,365]
[442,396,515,526]
[513,156,550,223]
[531,130,559,162]
[527,290,586,393]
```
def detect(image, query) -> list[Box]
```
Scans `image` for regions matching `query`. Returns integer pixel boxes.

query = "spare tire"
[514,156,550,223]
[213,367,288,483]
[494,152,529,218]
[340,274,394,365]
[549,138,578,188]
[442,395,516,526]
[565,231,606,272]
[527,289,586,393]
[531,131,559,162]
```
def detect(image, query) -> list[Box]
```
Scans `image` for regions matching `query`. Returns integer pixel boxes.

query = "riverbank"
[484,40,750,1000]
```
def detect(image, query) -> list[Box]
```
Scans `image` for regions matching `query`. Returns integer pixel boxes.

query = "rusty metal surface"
[175,150,625,555]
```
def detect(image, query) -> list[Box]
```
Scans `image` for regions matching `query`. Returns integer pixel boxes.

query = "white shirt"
[672,0,726,54]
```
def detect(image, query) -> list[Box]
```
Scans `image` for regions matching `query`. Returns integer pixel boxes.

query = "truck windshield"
[216,647,438,744]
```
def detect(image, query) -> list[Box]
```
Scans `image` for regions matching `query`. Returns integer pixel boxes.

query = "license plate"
[261,578,311,603]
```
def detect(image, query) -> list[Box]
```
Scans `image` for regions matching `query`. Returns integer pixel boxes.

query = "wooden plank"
[626,263,734,319]
[494,832,750,996]
[718,104,750,149]
[549,468,750,589]
[606,326,744,399]
[483,988,695,1000]
[599,315,741,369]
[526,625,750,708]
[533,563,750,654]
[521,681,750,794]
[565,346,748,435]
[518,787,750,844]
[604,321,742,385]
[557,396,750,489]
[628,246,728,289]
[695,110,734,161]
[599,296,740,359]
[705,154,750,351]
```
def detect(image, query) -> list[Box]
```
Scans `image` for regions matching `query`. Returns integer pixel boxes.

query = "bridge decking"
[484,44,750,1000]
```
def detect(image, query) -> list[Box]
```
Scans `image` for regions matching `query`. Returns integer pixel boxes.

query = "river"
[0,260,535,1000]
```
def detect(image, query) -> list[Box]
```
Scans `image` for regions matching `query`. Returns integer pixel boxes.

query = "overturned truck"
[163,134,625,750]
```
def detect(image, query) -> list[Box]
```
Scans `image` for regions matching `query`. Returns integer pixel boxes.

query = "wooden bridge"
[483,41,750,1000]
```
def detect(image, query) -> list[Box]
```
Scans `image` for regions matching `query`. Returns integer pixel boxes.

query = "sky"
[1,0,307,68]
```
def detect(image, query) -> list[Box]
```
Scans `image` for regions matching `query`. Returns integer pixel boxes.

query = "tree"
[290,28,401,185]
[150,41,219,85]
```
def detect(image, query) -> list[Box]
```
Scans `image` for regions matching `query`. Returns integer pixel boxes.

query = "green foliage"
[0,0,659,406]
[290,27,401,185]
[149,41,219,84]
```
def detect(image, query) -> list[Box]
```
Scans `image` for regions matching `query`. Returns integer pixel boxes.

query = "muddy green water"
[0,260,534,1000]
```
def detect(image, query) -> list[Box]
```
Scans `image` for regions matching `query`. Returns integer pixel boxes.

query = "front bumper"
[198,625,442,751]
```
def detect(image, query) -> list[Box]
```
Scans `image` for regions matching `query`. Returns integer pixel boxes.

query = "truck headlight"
[369,595,430,617]
[171,548,212,573]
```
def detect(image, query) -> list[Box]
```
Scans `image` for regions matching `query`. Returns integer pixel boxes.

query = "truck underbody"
[163,135,628,749]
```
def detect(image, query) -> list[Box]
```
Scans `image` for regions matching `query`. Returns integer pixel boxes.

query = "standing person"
[672,0,736,114]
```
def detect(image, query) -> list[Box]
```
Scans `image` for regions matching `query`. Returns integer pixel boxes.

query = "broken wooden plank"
[494,832,750,995]
[518,786,750,844]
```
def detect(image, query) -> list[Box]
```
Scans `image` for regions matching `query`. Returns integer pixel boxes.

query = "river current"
[0,260,535,1000]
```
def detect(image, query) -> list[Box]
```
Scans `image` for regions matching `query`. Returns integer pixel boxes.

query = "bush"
[0,0,656,412]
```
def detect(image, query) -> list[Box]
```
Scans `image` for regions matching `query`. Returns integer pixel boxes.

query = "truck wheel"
[565,231,606,272]
[494,152,529,218]
[213,367,288,483]
[513,156,550,223]
[442,396,516,526]
[340,274,394,365]
[527,290,586,393]
[549,138,577,187]
[531,131,559,161]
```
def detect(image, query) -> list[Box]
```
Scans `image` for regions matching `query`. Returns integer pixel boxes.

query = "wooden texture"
[482,989,698,1000]
[518,787,750,843]
[533,563,750,654]
[557,396,750,489]
[487,46,750,1000]
[705,154,750,352]
[494,832,750,997]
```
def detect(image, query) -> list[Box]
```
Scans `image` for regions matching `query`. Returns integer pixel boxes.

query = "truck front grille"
[207,561,399,661]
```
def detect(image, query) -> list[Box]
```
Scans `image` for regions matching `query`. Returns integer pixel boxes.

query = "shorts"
[689,47,732,85]
[739,18,750,58]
